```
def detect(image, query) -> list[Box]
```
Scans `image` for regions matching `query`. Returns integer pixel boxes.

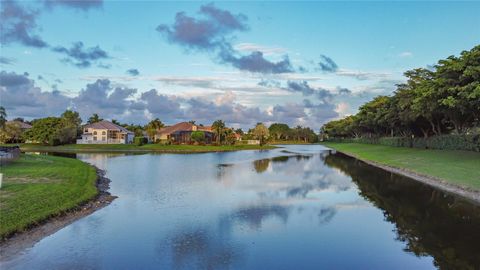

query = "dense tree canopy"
[322,45,480,139]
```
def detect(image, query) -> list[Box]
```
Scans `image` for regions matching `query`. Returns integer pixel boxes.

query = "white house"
[77,120,134,144]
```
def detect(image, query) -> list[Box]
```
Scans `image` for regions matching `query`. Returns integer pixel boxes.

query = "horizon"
[1,1,479,130]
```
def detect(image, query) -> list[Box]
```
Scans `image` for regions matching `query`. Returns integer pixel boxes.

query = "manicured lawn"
[9,143,276,153]
[0,154,98,238]
[321,142,480,190]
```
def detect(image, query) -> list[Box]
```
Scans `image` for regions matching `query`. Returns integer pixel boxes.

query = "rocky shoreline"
[0,167,116,262]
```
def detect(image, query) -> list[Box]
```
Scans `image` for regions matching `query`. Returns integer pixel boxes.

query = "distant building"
[78,120,134,144]
[155,122,214,144]
[7,121,32,131]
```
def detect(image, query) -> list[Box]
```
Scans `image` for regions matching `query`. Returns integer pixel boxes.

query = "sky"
[1,0,479,130]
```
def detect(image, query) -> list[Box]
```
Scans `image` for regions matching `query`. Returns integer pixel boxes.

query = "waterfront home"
[155,122,214,144]
[7,121,32,131]
[77,120,134,144]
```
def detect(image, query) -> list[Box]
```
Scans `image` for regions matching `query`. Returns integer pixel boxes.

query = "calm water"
[3,145,480,269]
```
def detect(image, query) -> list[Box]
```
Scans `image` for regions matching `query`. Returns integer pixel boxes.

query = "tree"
[25,117,76,145]
[61,110,82,127]
[252,123,269,145]
[191,131,205,144]
[0,121,23,143]
[269,123,290,140]
[212,120,226,144]
[0,106,6,129]
[61,110,82,141]
[88,113,103,124]
[145,118,164,141]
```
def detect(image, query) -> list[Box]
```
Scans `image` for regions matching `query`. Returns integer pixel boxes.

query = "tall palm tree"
[145,118,164,141]
[0,106,7,129]
[212,120,226,144]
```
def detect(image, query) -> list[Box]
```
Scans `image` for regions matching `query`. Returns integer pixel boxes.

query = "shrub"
[134,136,147,146]
[327,134,480,152]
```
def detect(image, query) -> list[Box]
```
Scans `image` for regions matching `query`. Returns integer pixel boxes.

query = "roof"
[157,122,213,135]
[7,121,32,129]
[83,120,134,134]
[157,122,194,135]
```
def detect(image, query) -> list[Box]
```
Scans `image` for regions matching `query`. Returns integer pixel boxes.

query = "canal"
[3,145,480,269]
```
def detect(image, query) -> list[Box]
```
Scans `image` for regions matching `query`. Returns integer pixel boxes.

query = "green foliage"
[0,106,6,129]
[145,118,164,140]
[25,117,77,145]
[191,131,205,144]
[212,120,226,144]
[253,123,269,145]
[322,142,480,190]
[0,121,23,143]
[322,45,480,146]
[134,136,147,146]
[0,155,98,238]
[330,134,480,152]
[87,113,103,124]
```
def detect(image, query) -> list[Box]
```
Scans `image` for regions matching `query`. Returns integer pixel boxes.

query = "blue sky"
[1,0,479,129]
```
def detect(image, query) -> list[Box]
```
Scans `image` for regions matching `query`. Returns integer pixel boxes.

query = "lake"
[3,145,480,269]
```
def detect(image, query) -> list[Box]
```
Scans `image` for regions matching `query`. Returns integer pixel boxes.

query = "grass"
[8,143,276,153]
[321,142,480,191]
[0,154,98,238]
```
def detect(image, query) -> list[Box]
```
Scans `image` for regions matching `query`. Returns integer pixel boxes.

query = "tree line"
[321,45,479,139]
[0,107,319,145]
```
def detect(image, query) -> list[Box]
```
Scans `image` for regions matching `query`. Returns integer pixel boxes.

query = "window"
[102,137,106,141]
[102,131,106,135]
[93,131,97,135]
[93,136,97,141]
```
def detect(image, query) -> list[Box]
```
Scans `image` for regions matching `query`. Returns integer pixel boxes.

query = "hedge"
[133,136,148,146]
[327,134,480,152]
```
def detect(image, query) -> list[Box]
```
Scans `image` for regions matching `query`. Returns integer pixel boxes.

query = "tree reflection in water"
[324,153,480,270]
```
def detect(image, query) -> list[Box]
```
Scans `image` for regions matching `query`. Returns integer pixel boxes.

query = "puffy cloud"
[0,0,48,48]
[219,50,293,74]
[157,3,294,74]
[52,41,109,68]
[3,71,340,128]
[317,55,338,72]
[156,3,247,52]
[44,0,103,11]
[0,71,70,117]
[72,79,137,118]
[126,68,140,76]
[335,69,391,81]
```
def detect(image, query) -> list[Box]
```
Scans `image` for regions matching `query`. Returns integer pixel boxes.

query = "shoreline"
[12,145,277,154]
[333,150,480,205]
[0,167,116,262]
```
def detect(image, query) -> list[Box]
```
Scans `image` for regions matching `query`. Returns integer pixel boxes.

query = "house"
[155,122,214,144]
[7,121,32,131]
[77,120,134,144]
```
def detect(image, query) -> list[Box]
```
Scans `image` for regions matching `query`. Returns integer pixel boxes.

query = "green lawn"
[0,154,98,238]
[321,142,480,190]
[9,143,276,153]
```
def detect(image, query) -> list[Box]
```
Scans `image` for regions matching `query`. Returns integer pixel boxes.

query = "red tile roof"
[157,122,213,135]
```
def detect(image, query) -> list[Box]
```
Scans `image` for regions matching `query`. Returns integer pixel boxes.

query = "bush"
[327,134,480,152]
[134,136,147,146]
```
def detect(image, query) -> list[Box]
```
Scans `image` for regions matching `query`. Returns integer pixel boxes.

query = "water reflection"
[6,146,478,270]
[324,153,480,270]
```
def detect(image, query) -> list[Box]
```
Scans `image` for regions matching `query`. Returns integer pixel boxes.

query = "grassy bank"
[0,154,98,238]
[321,142,480,191]
[8,143,276,153]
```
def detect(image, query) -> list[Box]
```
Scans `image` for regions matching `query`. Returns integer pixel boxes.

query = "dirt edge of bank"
[0,167,116,262]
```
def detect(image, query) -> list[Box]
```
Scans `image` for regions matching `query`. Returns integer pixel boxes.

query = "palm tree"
[0,106,6,129]
[88,113,103,124]
[211,120,226,144]
[145,118,164,141]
